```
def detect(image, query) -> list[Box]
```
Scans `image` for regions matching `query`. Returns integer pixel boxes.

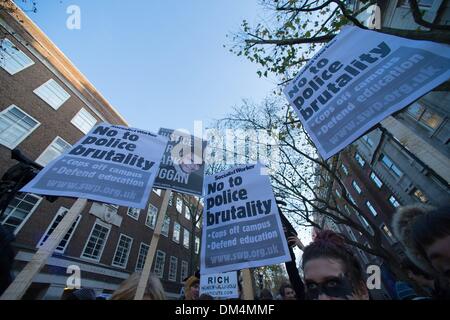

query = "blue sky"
[20,0,276,134]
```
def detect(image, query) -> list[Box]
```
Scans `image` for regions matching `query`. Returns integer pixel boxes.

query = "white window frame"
[370,172,383,188]
[127,207,141,221]
[70,108,97,134]
[145,204,158,229]
[36,207,81,253]
[0,105,40,149]
[389,195,400,208]
[135,242,150,271]
[184,205,191,221]
[195,236,200,255]
[354,152,366,167]
[33,79,70,110]
[112,233,133,269]
[181,260,189,282]
[168,256,178,282]
[35,136,71,166]
[81,220,111,262]
[0,38,34,75]
[183,228,190,249]
[0,192,42,235]
[154,250,166,279]
[161,215,170,237]
[381,224,396,244]
[352,180,362,194]
[341,164,349,175]
[172,222,181,243]
[366,201,378,217]
[380,154,403,178]
[176,197,183,213]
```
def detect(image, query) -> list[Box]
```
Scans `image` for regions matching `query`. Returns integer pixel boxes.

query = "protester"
[111,272,166,300]
[184,275,200,300]
[301,230,369,300]
[0,224,14,296]
[392,204,450,298]
[258,288,274,300]
[61,288,97,300]
[278,283,296,300]
[394,259,433,300]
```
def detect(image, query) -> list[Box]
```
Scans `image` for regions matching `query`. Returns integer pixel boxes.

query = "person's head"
[392,205,450,279]
[279,283,296,300]
[184,276,200,300]
[259,288,274,300]
[61,288,96,300]
[302,230,369,300]
[199,293,214,300]
[111,272,166,300]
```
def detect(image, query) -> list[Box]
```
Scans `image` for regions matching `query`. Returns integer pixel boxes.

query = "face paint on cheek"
[305,275,355,300]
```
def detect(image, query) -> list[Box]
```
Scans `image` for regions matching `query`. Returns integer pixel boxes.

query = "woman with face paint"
[302,230,369,300]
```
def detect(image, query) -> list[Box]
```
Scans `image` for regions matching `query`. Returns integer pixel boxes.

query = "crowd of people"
[0,203,448,300]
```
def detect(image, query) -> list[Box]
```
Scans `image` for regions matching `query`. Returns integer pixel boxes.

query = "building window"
[145,204,158,229]
[362,135,374,147]
[407,102,443,131]
[366,201,378,217]
[135,243,150,271]
[181,261,189,282]
[154,250,166,278]
[183,228,190,249]
[399,0,436,8]
[0,105,40,149]
[81,221,111,261]
[35,136,71,166]
[370,172,383,188]
[127,207,141,221]
[0,38,34,75]
[381,224,396,243]
[380,154,403,178]
[358,215,372,233]
[71,108,97,134]
[335,188,341,198]
[176,197,183,213]
[352,180,362,194]
[161,215,170,237]
[341,164,349,175]
[168,256,178,282]
[112,234,133,269]
[0,192,41,234]
[152,188,162,196]
[347,192,356,205]
[169,193,173,206]
[33,79,70,110]
[389,195,401,208]
[37,207,81,253]
[172,222,181,243]
[412,188,428,203]
[354,152,365,167]
[184,206,191,221]
[195,236,200,254]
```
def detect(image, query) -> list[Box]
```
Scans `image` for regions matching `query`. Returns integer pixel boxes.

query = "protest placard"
[200,163,290,275]
[20,123,167,208]
[200,271,239,299]
[284,26,450,159]
[154,128,207,196]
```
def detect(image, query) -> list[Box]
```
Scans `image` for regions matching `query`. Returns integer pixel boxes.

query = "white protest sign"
[200,163,290,274]
[21,123,167,208]
[284,26,450,159]
[200,271,239,299]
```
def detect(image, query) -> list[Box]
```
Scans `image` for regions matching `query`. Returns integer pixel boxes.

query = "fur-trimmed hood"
[391,204,436,275]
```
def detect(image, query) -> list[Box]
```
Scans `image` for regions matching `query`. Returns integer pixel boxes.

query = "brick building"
[0,1,201,299]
